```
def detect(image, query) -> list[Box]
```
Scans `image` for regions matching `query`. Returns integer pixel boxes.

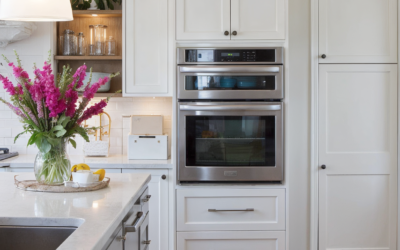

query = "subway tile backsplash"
[0,95,172,158]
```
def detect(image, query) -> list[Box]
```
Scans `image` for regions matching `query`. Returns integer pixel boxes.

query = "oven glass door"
[179,102,283,182]
[186,115,275,167]
[178,65,283,100]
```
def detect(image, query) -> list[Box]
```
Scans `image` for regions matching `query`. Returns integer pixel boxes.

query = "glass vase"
[34,139,71,185]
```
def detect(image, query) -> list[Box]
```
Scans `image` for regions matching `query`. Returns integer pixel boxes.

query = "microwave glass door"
[185,115,276,167]
[185,75,276,91]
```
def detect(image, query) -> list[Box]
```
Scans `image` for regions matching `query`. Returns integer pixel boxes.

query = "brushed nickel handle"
[208,208,254,212]
[180,104,281,111]
[232,31,237,36]
[124,211,146,232]
[179,65,280,73]
[161,174,167,180]
[224,31,229,36]
[321,54,326,59]
[117,236,126,241]
[142,195,151,202]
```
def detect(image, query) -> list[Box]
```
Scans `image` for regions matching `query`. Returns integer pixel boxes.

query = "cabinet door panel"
[319,0,397,63]
[122,169,168,250]
[231,0,285,40]
[318,64,397,250]
[177,231,285,250]
[176,0,231,40]
[125,0,168,94]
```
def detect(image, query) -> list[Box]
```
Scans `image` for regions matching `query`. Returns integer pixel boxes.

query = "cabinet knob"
[232,31,237,36]
[321,164,326,170]
[161,174,167,180]
[224,31,229,36]
[321,54,326,59]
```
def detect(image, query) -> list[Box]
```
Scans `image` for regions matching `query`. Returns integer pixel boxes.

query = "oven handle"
[180,104,281,111]
[179,65,281,73]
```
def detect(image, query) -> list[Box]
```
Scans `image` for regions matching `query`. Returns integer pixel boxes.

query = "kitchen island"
[0,172,151,250]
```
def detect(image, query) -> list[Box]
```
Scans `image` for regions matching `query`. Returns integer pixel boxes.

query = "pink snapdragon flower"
[65,88,78,118]
[35,62,66,118]
[83,77,109,101]
[77,99,107,124]
[8,62,31,91]
[72,65,87,89]
[64,65,87,117]
[0,74,17,96]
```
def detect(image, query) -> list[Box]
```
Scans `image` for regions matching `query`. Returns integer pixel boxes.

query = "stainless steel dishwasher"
[105,188,151,250]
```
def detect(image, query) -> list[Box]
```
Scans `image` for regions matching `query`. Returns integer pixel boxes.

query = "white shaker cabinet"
[318,64,398,250]
[176,0,231,40]
[230,0,285,40]
[176,0,285,40]
[319,0,397,63]
[124,0,169,95]
[122,169,169,250]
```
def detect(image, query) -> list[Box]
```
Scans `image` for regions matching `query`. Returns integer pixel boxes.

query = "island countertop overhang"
[0,172,151,250]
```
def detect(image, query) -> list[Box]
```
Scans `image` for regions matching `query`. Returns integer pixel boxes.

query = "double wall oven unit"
[178,48,284,183]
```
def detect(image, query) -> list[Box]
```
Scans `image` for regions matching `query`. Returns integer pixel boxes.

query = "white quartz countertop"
[0,154,173,169]
[0,172,151,250]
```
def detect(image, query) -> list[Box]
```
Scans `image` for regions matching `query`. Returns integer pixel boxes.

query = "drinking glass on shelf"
[77,32,86,56]
[106,36,116,56]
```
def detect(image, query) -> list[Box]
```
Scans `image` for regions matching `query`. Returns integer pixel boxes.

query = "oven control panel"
[184,49,280,63]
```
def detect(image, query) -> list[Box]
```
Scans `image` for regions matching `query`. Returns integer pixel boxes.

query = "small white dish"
[72,170,94,184]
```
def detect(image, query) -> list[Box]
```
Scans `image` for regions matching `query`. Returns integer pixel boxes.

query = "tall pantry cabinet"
[316,0,398,249]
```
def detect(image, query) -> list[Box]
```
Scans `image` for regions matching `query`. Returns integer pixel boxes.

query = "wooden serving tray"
[14,175,110,193]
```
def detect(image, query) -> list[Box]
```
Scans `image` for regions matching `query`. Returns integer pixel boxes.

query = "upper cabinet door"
[231,0,285,40]
[176,0,231,40]
[319,0,397,63]
[125,0,168,95]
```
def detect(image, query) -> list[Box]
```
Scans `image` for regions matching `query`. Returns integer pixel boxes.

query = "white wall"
[287,0,311,249]
[0,22,53,154]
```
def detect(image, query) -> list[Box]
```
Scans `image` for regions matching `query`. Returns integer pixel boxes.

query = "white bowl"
[78,72,111,93]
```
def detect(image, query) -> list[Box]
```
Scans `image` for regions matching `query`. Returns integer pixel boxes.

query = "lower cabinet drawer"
[177,231,285,250]
[177,189,285,231]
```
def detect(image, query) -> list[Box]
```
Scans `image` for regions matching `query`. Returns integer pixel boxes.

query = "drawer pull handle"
[142,195,151,202]
[124,211,147,232]
[208,208,254,212]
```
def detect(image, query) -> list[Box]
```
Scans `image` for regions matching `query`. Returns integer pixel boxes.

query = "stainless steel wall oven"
[177,48,284,183]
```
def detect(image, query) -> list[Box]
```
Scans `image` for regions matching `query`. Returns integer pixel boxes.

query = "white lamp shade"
[0,0,73,22]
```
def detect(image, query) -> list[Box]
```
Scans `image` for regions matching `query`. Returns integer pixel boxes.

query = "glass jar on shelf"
[106,36,116,56]
[94,24,105,55]
[77,32,86,56]
[63,29,76,56]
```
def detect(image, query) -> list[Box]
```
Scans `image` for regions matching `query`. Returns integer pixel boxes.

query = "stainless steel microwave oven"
[177,47,284,183]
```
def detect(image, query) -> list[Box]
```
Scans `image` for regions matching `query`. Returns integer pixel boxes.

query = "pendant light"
[0,0,73,22]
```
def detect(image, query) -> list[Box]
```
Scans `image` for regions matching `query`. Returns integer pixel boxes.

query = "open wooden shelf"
[72,10,122,18]
[55,56,122,61]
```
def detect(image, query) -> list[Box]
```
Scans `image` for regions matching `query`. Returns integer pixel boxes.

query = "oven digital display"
[221,52,240,57]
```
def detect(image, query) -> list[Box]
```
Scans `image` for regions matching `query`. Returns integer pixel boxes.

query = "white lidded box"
[128,134,168,160]
[130,115,163,135]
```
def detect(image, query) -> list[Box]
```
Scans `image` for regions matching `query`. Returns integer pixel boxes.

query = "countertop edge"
[0,155,173,169]
[58,174,152,250]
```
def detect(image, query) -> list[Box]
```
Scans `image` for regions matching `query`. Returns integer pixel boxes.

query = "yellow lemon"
[93,169,106,181]
[71,163,90,172]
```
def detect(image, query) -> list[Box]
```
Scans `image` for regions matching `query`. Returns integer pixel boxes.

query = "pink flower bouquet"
[0,51,119,185]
